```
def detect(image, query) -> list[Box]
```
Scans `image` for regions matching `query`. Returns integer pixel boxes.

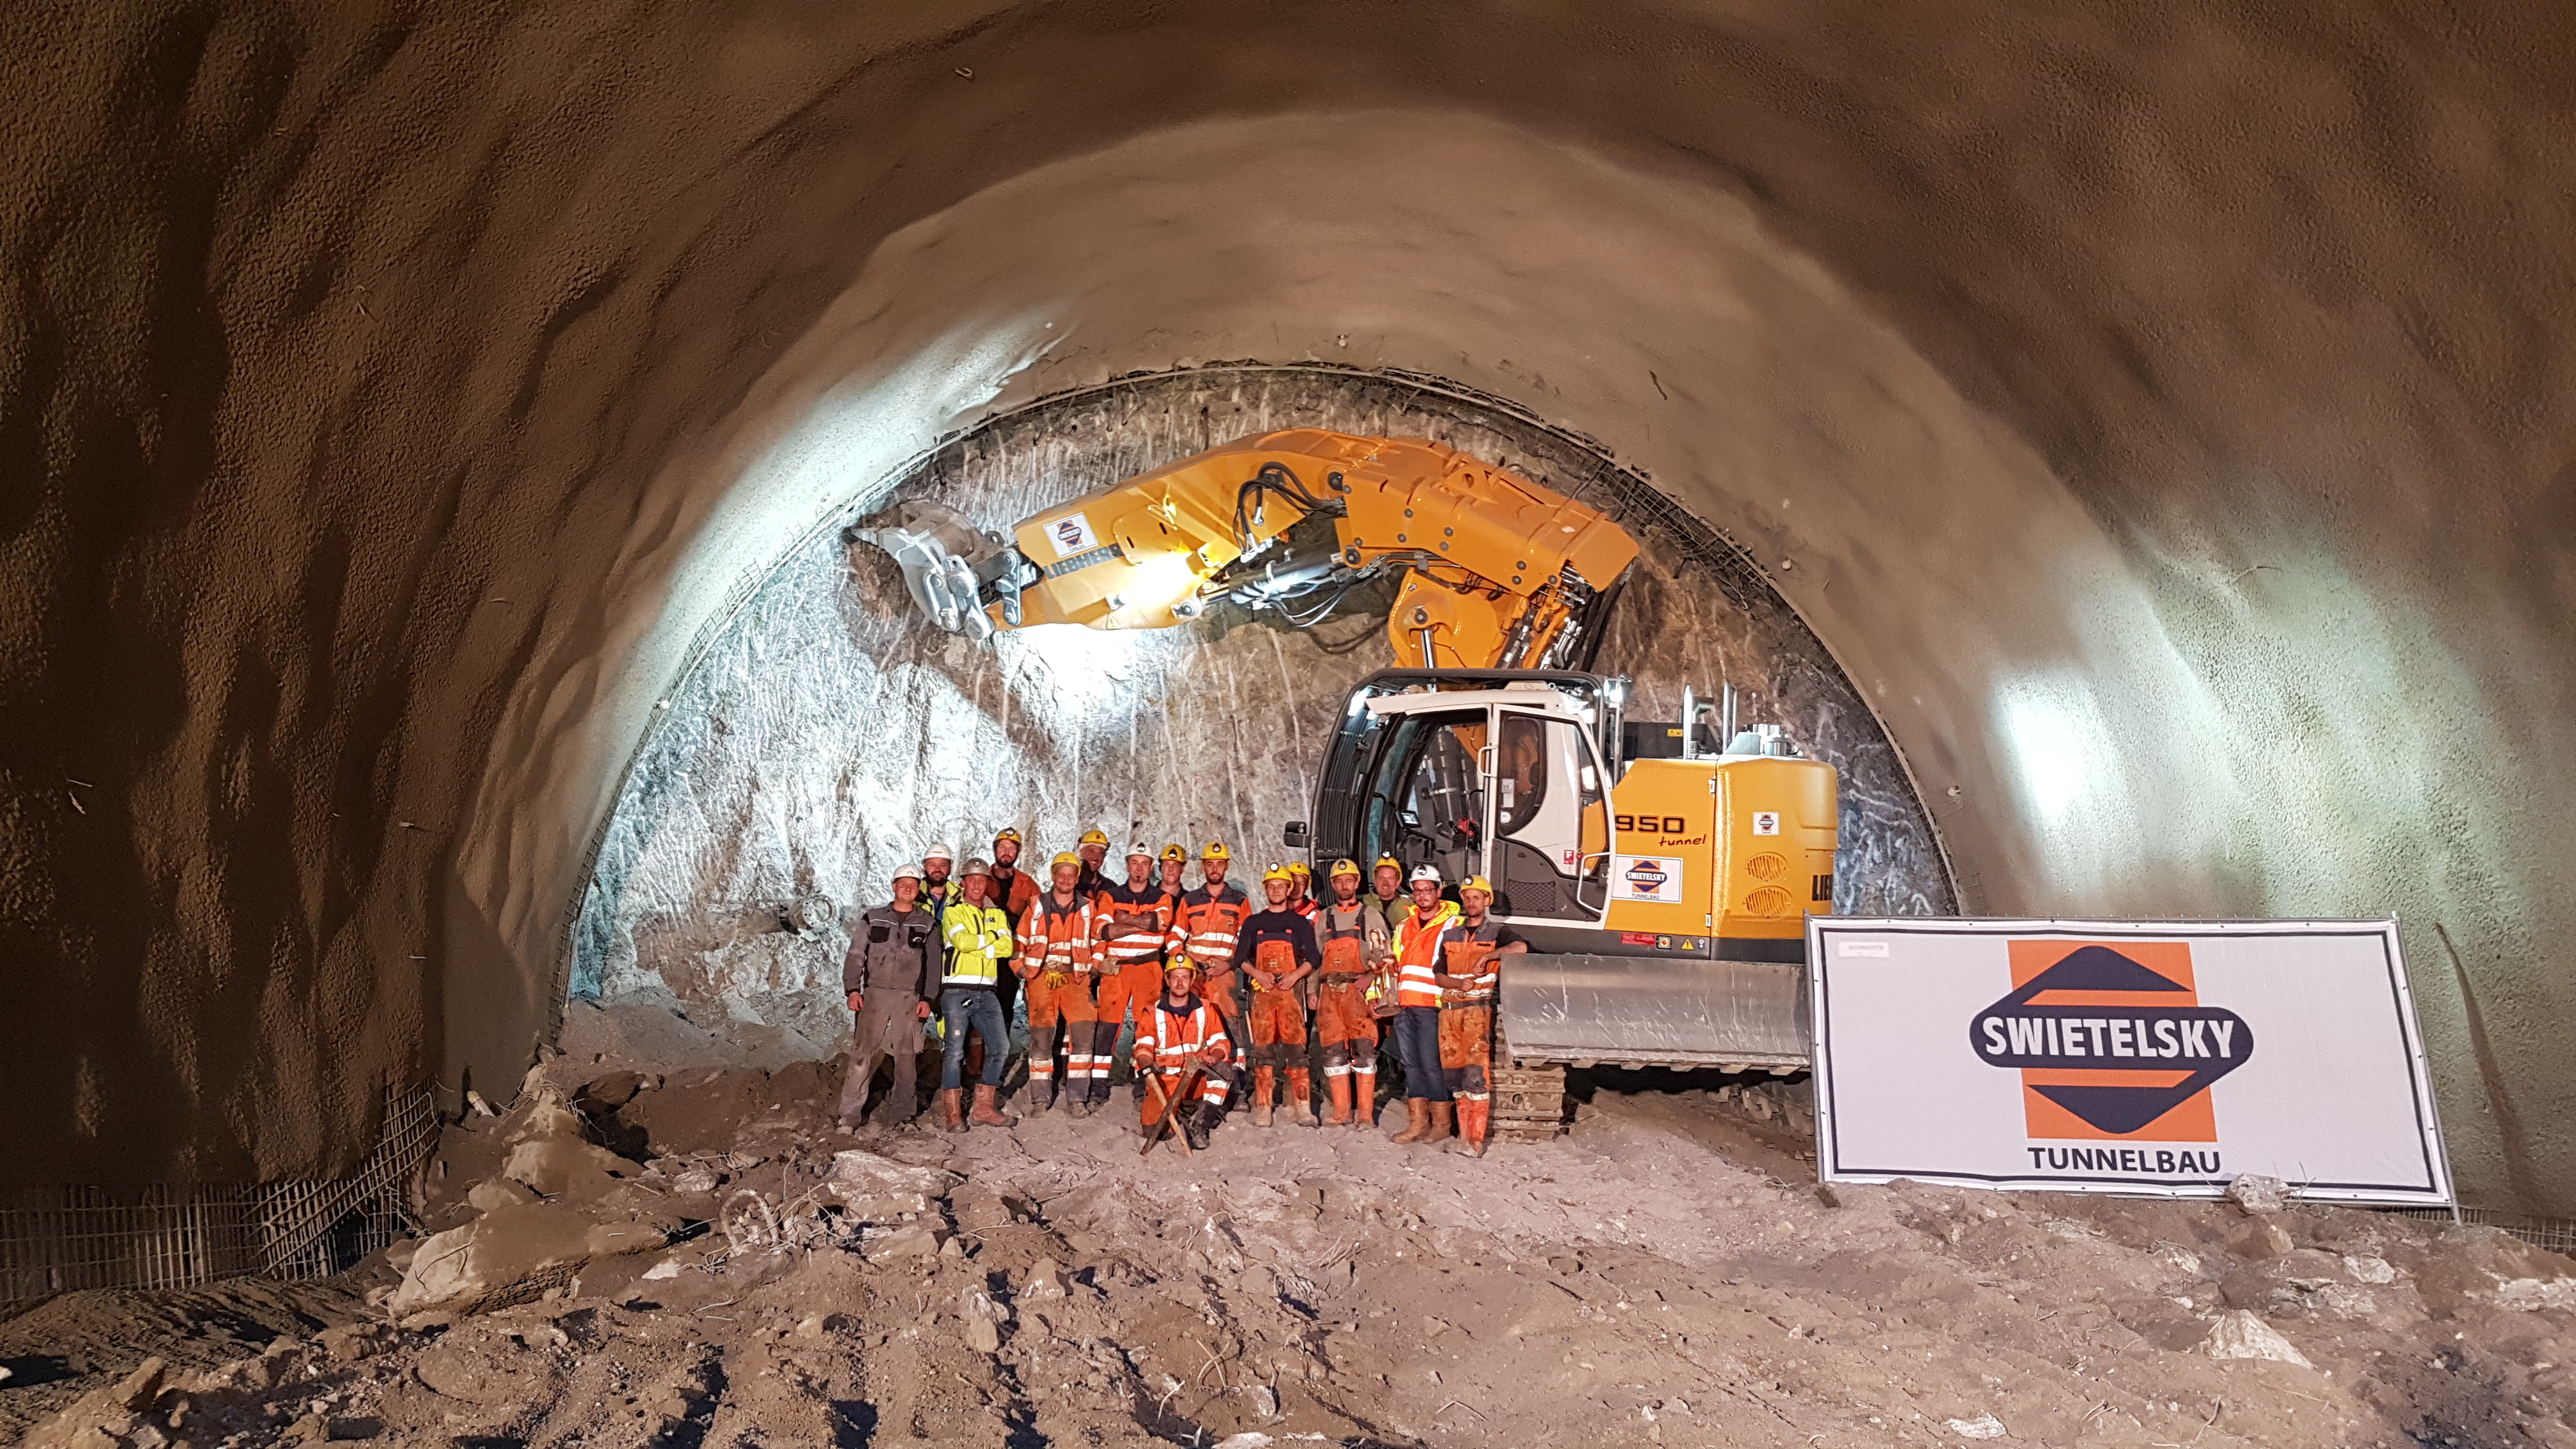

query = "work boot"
[1288,1069,1318,1128]
[1447,1098,1490,1157]
[1027,1077,1056,1114]
[1066,1091,1093,1120]
[1248,1067,1274,1127]
[1324,1074,1353,1127]
[936,1089,965,1133]
[1181,1101,1218,1151]
[970,1084,1011,1128]
[1391,1097,1432,1144]
[1429,1100,1457,1144]
[1353,1070,1378,1127]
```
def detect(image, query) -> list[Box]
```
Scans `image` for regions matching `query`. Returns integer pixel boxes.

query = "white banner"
[1610,854,1687,903]
[1807,919,2453,1205]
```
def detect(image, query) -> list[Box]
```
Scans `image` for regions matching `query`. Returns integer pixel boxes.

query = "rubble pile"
[11,1028,2576,1446]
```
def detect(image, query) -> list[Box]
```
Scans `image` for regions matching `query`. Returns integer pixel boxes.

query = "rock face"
[570,368,1953,1039]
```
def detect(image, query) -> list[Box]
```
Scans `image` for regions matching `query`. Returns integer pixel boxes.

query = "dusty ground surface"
[14,1027,2576,1448]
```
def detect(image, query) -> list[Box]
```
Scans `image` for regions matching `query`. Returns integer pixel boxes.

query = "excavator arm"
[854,429,1639,670]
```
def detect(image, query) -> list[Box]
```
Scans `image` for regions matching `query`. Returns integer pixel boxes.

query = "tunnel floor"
[16,1008,2576,1447]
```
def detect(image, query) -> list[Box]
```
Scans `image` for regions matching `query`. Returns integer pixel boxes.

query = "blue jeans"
[1395,1006,1449,1101]
[940,988,1008,1091]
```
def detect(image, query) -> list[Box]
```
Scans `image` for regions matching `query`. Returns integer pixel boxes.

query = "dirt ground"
[14,1023,2576,1448]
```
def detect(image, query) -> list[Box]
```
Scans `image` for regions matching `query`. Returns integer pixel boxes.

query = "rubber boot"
[1182,1100,1216,1151]
[936,1088,965,1133]
[1448,1098,1490,1157]
[1391,1098,1432,1144]
[1288,1068,1318,1127]
[1251,1067,1276,1127]
[1353,1070,1378,1128]
[970,1084,1011,1128]
[1324,1073,1354,1127]
[1428,1100,1457,1144]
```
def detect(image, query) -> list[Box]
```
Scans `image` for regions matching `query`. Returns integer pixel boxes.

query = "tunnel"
[4,0,2572,1240]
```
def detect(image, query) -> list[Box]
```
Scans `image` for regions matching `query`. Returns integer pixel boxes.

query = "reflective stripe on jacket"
[1168,884,1254,970]
[941,900,1015,986]
[1134,994,1230,1070]
[1018,893,1100,975]
[1092,882,1174,967]
[1392,900,1463,1008]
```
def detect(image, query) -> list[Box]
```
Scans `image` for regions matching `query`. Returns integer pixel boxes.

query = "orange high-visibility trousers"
[1023,972,1098,1093]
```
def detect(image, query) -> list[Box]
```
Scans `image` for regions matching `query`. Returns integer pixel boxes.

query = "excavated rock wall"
[570,368,1952,1039]
[1,3,2568,1217]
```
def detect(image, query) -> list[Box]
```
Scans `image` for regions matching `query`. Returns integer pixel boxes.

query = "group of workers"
[836,828,1527,1154]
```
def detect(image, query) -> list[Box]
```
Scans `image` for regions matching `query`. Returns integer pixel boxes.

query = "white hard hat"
[1409,864,1444,885]
[923,843,956,863]
[890,863,924,884]
[1128,842,1154,859]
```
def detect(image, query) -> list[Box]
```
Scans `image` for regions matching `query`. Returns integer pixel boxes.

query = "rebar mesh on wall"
[0,1088,438,1312]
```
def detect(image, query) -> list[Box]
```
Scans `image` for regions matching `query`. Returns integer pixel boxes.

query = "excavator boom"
[854,430,1637,670]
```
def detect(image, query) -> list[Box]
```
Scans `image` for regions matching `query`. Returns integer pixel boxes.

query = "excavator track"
[1491,1023,1570,1142]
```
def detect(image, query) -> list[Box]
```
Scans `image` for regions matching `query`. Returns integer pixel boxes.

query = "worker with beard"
[1285,860,1319,918]
[1073,828,1113,896]
[919,843,963,912]
[1016,852,1103,1114]
[1388,864,1464,1145]
[1364,855,1407,936]
[1435,875,1526,1156]
[1232,866,1322,1127]
[1311,859,1393,1128]
[1165,843,1254,1078]
[1131,960,1235,1149]
[969,828,1041,1085]
[838,863,940,1129]
[1090,843,1174,1116]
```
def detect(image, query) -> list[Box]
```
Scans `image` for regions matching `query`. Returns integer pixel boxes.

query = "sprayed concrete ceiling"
[2,3,2570,1211]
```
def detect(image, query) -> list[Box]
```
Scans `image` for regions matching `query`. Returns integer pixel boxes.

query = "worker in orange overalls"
[1091,843,1174,1114]
[1232,866,1321,1126]
[1156,844,1189,900]
[1434,875,1528,1156]
[1016,852,1101,1116]
[1312,859,1393,1128]
[1165,843,1254,1084]
[1388,865,1463,1145]
[1131,960,1236,1149]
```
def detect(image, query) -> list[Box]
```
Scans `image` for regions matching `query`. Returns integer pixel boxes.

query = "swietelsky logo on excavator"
[1968,941,2253,1142]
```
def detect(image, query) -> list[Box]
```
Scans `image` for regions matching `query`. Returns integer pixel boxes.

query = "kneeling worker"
[1133,960,1236,1149]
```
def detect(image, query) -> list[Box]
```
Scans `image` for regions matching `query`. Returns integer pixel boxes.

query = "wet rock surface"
[12,1009,2576,1447]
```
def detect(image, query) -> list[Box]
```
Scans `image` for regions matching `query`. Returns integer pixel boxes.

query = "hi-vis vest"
[1092,881,1174,969]
[1167,884,1253,972]
[1392,900,1463,1009]
[1018,894,1100,977]
[941,900,1014,986]
[1134,995,1230,1071]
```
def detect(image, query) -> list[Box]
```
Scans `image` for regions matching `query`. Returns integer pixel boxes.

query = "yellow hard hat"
[1287,861,1311,877]
[1201,841,1231,861]
[1329,858,1362,880]
[1459,875,1496,896]
[1050,851,1082,868]
[1262,863,1296,884]
[1078,828,1111,847]
[993,827,1022,843]
[1160,844,1188,862]
[1373,854,1402,873]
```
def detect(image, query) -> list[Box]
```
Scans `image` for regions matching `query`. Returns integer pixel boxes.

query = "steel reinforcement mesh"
[0,1088,438,1310]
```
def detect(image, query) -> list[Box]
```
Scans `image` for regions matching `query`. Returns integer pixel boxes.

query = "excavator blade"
[849,501,999,640]
[1498,953,1811,1071]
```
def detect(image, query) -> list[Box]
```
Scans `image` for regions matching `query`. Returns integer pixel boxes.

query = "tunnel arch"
[2,3,2566,1215]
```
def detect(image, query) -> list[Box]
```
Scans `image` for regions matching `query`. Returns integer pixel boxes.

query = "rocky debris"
[1945,1411,2008,1439]
[2203,1308,2316,1366]
[2228,1172,2292,1214]
[822,1147,958,1218]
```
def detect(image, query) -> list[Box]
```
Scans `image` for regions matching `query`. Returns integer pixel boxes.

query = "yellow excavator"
[856,430,1837,1135]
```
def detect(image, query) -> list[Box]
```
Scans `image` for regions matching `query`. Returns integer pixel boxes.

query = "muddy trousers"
[839,997,926,1126]
[1315,982,1381,1123]
[1023,972,1098,1099]
[1393,1006,1450,1102]
[1438,1001,1495,1151]
[1246,988,1312,1113]
[938,988,1008,1092]
[1198,966,1252,1096]
[1089,963,1162,1104]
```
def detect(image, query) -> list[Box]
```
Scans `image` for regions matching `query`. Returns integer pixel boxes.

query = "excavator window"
[1490,709,1610,921]
[1359,709,1490,887]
